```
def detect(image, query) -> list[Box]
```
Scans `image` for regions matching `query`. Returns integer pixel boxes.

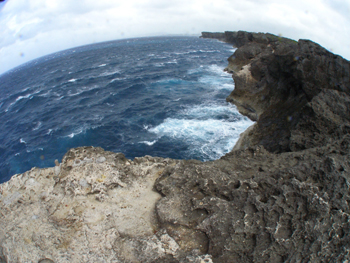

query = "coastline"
[1,31,350,262]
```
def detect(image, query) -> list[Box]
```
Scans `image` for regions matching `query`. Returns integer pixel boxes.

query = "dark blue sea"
[0,36,253,183]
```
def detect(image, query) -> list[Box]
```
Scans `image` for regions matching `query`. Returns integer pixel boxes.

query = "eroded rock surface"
[205,31,350,153]
[0,147,212,262]
[1,31,350,262]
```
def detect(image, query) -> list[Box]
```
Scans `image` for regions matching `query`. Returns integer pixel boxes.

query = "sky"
[0,0,350,75]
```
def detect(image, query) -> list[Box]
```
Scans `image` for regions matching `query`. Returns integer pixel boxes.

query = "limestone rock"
[0,147,212,262]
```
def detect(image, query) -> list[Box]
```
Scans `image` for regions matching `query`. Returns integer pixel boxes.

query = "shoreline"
[1,31,350,262]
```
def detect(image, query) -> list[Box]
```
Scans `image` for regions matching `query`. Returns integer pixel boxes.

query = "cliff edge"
[203,31,350,153]
[1,31,350,262]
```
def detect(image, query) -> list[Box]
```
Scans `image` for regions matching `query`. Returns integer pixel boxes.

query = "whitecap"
[47,129,53,135]
[98,64,107,67]
[19,138,26,144]
[66,128,84,138]
[38,90,51,97]
[67,86,98,97]
[207,64,230,77]
[139,140,157,146]
[68,79,77,82]
[183,104,239,119]
[149,119,240,139]
[99,69,120,77]
[165,59,177,64]
[187,66,204,74]
[110,77,126,83]
[32,121,42,131]
[198,75,232,88]
[149,116,254,160]
[199,49,216,53]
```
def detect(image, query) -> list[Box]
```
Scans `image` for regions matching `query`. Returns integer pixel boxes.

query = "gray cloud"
[0,0,349,75]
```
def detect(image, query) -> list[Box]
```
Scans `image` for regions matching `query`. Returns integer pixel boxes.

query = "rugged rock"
[1,31,350,262]
[203,31,350,153]
[0,147,213,262]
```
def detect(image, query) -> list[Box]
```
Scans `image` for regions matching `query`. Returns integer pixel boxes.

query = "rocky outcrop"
[202,31,350,153]
[0,147,212,262]
[1,32,350,262]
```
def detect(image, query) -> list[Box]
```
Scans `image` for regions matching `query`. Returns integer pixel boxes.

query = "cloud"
[0,0,350,75]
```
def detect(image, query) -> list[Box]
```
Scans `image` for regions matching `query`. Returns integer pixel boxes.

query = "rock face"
[208,31,350,154]
[1,31,350,262]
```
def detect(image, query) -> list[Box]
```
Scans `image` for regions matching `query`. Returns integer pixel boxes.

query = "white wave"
[49,69,59,74]
[155,78,184,85]
[98,64,107,67]
[207,64,230,77]
[165,59,177,64]
[183,103,239,119]
[139,140,157,146]
[32,121,42,131]
[221,83,235,90]
[149,110,254,160]
[14,93,33,101]
[47,129,53,135]
[67,85,98,96]
[199,49,217,53]
[68,132,77,138]
[20,138,26,144]
[150,119,242,139]
[66,127,86,138]
[38,90,51,97]
[110,77,126,83]
[187,65,204,74]
[67,130,82,138]
[5,91,40,112]
[68,79,77,82]
[99,69,120,77]
[198,76,225,85]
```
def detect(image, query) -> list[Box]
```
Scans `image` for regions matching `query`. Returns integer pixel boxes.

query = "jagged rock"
[202,31,350,153]
[1,31,350,262]
[0,147,212,262]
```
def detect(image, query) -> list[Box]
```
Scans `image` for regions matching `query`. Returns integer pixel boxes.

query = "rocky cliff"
[1,31,350,262]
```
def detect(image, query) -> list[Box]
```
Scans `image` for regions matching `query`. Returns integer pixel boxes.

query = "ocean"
[0,36,253,183]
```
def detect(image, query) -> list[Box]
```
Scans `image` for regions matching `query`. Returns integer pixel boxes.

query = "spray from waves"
[147,103,254,160]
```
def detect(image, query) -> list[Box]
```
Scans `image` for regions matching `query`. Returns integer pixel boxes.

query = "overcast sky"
[1,0,350,75]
